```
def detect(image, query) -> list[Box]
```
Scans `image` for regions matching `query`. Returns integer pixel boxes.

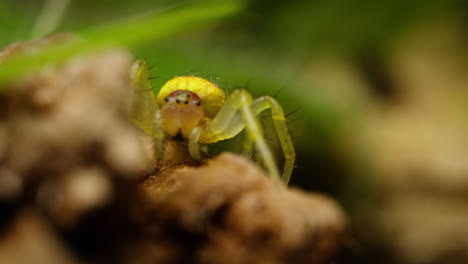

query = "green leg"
[130,59,165,160]
[199,90,283,183]
[199,92,295,184]
[241,129,255,158]
[251,96,296,184]
[239,91,281,182]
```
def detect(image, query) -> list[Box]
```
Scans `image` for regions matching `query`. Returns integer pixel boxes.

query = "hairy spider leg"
[238,92,281,183]
[130,60,164,160]
[241,127,255,158]
[225,96,295,183]
[251,96,295,184]
[189,89,294,184]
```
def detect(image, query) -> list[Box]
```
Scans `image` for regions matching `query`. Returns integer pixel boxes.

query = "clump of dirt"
[0,35,149,229]
[0,35,346,264]
[138,153,346,264]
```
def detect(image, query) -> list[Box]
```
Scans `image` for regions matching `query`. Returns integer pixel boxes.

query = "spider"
[129,60,295,184]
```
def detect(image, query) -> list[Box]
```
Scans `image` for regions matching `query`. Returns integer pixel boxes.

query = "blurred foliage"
[0,0,243,85]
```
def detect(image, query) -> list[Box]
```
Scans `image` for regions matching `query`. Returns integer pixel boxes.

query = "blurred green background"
[2,0,468,263]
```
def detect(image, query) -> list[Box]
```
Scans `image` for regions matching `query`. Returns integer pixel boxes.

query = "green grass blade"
[0,0,243,88]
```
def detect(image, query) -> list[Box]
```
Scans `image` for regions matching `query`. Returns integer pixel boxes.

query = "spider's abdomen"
[160,90,204,139]
[156,76,225,119]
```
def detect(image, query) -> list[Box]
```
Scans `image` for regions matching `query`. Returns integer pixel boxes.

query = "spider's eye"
[164,97,169,102]
[185,101,189,104]
[196,101,201,106]
[176,99,180,104]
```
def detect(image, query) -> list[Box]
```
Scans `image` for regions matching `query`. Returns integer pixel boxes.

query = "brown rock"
[0,34,150,227]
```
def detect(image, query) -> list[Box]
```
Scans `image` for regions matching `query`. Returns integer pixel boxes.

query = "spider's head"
[160,90,205,139]
[156,76,226,119]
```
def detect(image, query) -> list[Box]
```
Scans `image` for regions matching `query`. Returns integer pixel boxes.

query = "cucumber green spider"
[129,60,295,184]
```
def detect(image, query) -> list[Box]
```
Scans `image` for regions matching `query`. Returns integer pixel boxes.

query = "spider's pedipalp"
[160,90,205,139]
[188,125,203,161]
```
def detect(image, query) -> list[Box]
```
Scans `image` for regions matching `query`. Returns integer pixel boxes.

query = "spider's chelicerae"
[129,60,295,184]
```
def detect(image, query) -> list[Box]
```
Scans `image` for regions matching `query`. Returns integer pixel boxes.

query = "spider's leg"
[241,129,255,158]
[130,59,164,160]
[251,96,296,184]
[200,90,282,183]
[201,93,295,184]
[236,91,282,182]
